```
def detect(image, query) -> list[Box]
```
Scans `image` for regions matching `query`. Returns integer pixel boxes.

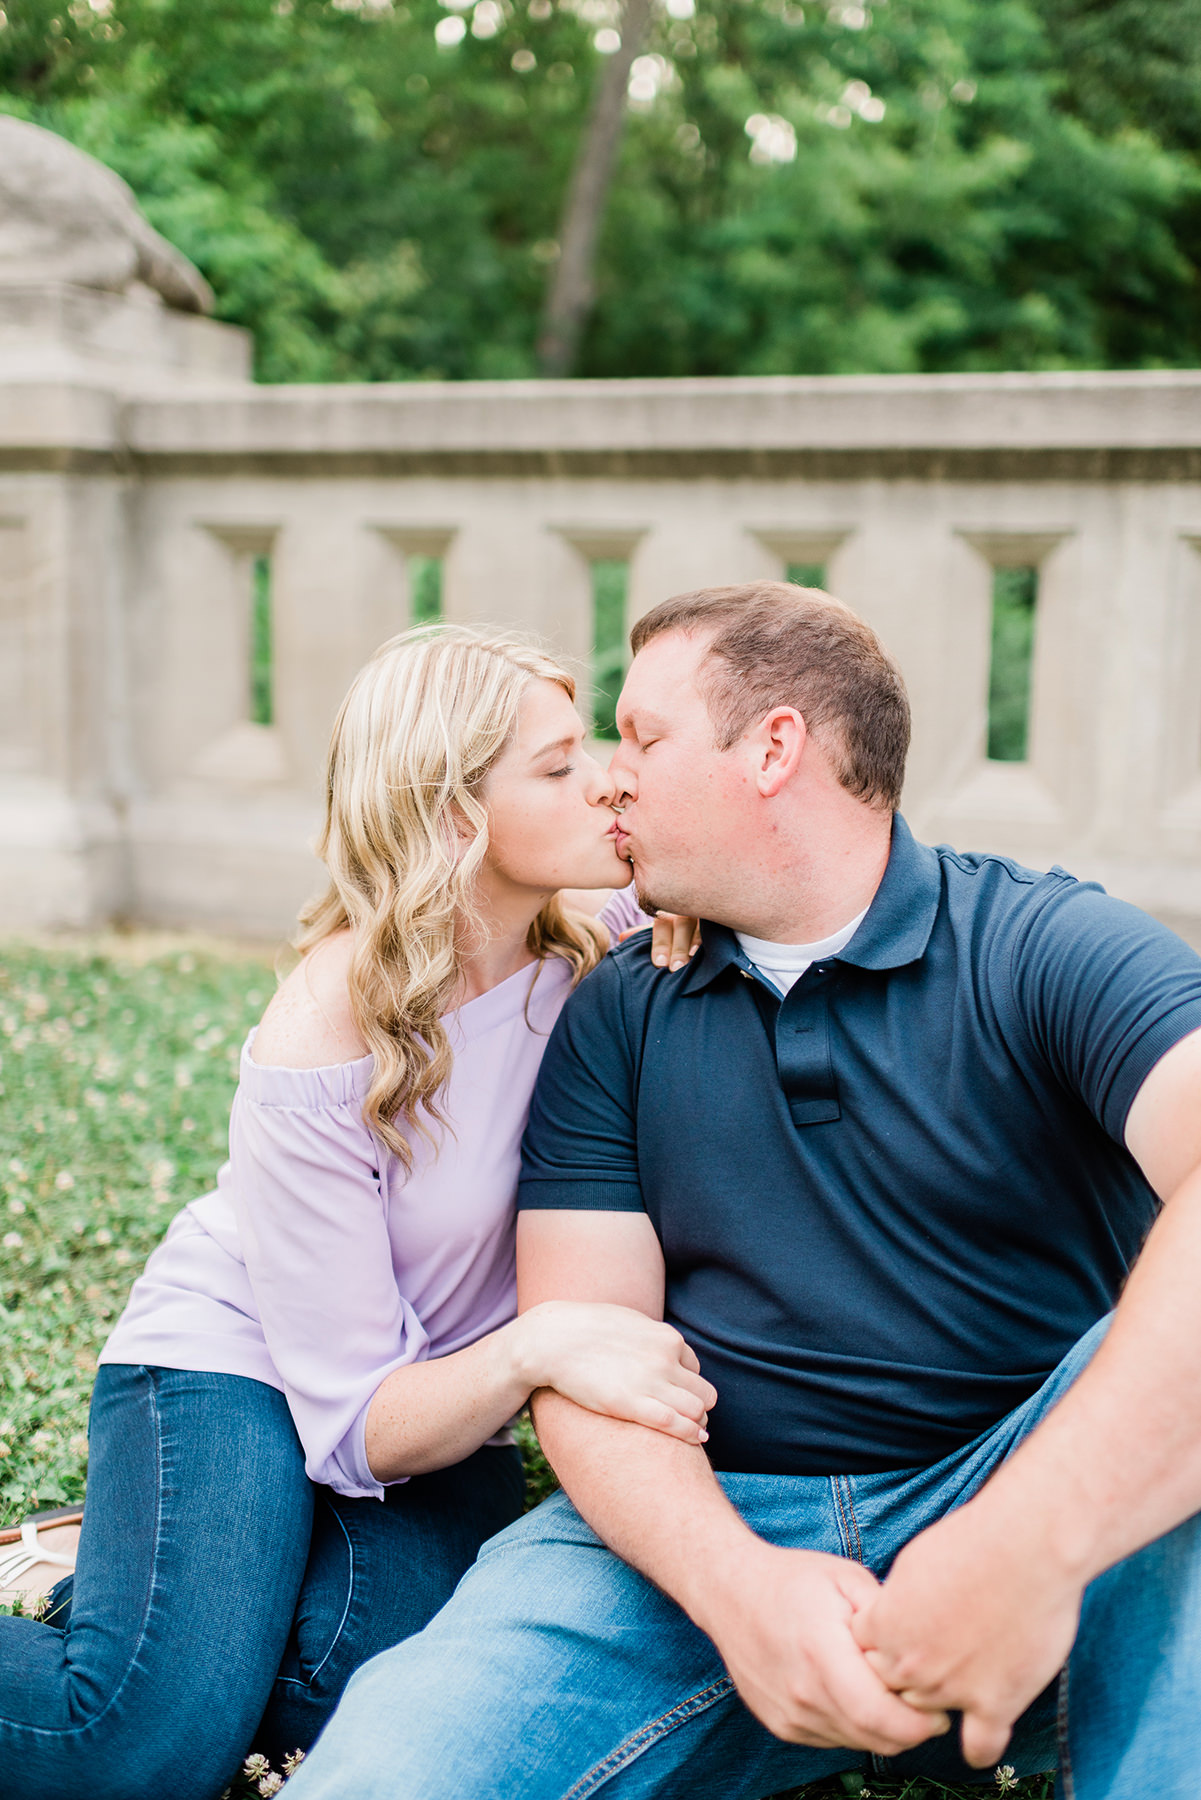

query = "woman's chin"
[557,849,634,893]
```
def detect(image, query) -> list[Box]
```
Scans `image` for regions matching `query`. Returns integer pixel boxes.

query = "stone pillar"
[0,275,252,928]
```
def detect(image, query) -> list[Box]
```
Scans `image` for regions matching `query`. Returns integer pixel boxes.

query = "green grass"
[0,934,276,1524]
[0,937,1051,1798]
[775,1779,1050,1800]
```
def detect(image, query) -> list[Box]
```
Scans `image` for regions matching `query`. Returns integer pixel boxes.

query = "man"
[289,583,1201,1798]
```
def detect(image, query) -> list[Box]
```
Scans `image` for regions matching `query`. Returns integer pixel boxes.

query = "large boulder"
[0,115,213,313]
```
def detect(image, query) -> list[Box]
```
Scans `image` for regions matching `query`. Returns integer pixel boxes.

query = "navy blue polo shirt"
[518,816,1201,1475]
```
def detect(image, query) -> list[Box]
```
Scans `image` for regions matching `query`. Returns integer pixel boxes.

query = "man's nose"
[605,743,636,808]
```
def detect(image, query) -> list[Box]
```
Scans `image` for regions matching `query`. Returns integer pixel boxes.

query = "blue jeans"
[289,1317,1201,1800]
[0,1364,524,1800]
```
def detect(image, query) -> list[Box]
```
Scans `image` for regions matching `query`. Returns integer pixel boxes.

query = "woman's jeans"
[288,1315,1201,1800]
[0,1364,524,1800]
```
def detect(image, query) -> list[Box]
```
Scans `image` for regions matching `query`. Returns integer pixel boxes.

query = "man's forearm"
[853,1161,1201,1766]
[968,1161,1201,1583]
[531,1388,761,1632]
[533,1387,950,1755]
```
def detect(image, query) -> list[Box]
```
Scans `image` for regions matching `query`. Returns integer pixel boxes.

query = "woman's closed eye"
[546,763,575,780]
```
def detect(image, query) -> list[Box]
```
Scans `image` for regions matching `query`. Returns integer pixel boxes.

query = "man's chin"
[634,882,680,918]
[627,855,690,920]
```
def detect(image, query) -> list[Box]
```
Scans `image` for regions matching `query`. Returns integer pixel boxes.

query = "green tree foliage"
[2,0,1198,380]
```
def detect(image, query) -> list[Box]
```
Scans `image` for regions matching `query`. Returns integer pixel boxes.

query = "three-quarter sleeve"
[228,1042,428,1499]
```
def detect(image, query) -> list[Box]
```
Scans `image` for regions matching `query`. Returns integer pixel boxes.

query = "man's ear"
[755,708,807,798]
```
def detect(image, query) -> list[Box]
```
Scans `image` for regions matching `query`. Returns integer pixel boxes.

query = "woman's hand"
[640,915,701,971]
[514,1300,716,1445]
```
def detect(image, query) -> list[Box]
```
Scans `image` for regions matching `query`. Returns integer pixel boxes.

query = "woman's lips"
[613,825,632,861]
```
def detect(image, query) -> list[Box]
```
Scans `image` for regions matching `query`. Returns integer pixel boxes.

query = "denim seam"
[1056,1661,1074,1800]
[0,1365,165,1741]
[274,1506,356,1694]
[841,1478,864,1563]
[830,1477,852,1559]
[560,1676,735,1798]
[830,1476,863,1564]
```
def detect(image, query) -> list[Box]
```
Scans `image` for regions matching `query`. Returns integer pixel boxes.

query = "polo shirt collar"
[677,813,941,993]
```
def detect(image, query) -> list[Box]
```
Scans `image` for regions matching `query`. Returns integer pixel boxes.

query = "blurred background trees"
[2,0,1199,381]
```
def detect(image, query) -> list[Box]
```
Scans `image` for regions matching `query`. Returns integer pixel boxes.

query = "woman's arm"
[365,1299,713,1480]
[242,935,713,1489]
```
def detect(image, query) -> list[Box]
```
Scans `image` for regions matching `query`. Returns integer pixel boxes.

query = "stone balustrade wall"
[2,288,1200,943]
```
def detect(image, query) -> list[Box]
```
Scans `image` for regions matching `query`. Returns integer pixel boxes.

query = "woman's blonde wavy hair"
[297,624,610,1169]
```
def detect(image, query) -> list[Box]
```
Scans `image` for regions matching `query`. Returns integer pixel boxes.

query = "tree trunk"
[536,0,653,378]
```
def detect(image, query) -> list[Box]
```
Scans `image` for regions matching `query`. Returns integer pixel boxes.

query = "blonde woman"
[0,627,713,1800]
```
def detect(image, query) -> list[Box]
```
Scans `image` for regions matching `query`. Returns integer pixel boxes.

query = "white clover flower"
[746,112,798,160]
[242,1755,270,1781]
[258,1775,284,1797]
[472,0,504,35]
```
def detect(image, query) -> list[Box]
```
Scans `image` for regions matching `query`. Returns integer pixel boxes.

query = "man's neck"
[721,814,892,945]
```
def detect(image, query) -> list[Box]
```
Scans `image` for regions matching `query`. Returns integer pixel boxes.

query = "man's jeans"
[289,1316,1201,1800]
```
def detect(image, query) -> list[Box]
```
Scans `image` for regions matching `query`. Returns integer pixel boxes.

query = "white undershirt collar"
[735,906,868,996]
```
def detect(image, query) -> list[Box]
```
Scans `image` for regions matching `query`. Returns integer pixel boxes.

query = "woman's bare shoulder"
[251,930,370,1068]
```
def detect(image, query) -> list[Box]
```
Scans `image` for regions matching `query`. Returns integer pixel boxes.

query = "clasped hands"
[708,1496,1084,1767]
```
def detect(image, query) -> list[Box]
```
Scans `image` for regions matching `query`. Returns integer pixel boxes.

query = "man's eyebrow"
[618,708,670,733]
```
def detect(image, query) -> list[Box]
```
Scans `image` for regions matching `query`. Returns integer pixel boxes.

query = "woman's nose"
[584,753,619,807]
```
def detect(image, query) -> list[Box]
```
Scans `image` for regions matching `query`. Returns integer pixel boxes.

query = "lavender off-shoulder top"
[100,888,648,1499]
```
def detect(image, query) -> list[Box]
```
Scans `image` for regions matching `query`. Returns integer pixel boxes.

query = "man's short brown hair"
[629,582,910,812]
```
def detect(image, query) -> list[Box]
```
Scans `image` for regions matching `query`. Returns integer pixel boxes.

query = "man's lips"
[613,824,633,861]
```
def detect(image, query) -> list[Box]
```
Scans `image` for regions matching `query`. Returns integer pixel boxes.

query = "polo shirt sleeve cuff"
[1102,998,1201,1141]
[517,1178,646,1213]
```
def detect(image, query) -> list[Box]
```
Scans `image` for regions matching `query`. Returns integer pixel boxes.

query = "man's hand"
[699,1542,951,1756]
[852,1498,1083,1768]
[854,1039,1201,1769]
